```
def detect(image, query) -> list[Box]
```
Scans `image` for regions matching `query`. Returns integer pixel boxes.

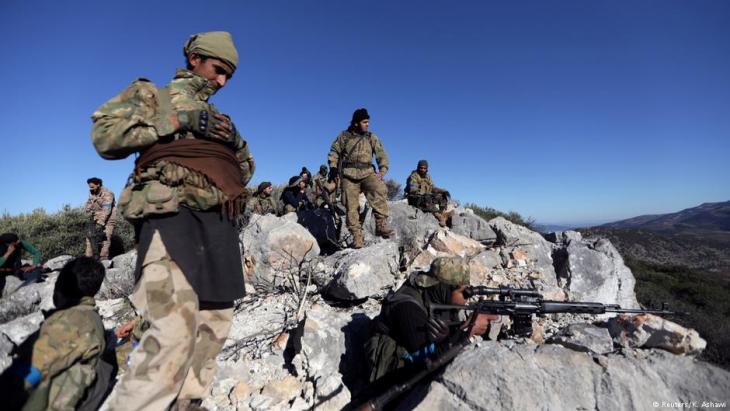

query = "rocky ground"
[1,200,727,410]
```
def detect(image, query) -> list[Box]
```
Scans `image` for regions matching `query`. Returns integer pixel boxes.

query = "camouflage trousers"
[84,222,115,259]
[342,174,389,232]
[107,230,233,411]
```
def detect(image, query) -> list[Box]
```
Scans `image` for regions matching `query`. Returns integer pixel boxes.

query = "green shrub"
[0,205,135,260]
[626,256,730,370]
[464,203,537,230]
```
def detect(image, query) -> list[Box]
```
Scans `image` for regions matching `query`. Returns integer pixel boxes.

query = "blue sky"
[1,0,728,225]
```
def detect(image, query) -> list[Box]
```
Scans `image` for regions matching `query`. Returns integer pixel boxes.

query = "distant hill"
[600,201,730,238]
[581,201,730,276]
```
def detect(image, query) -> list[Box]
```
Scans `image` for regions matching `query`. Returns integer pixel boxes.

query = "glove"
[328,167,339,182]
[177,110,237,147]
[426,317,449,343]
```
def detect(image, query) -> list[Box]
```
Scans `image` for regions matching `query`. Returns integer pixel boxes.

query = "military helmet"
[414,256,470,288]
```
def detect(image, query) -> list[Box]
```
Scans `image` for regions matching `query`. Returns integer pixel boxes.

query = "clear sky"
[1,0,728,225]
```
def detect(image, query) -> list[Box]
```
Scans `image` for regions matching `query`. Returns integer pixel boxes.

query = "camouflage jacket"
[406,171,444,196]
[91,69,255,216]
[85,187,117,226]
[25,296,105,411]
[247,194,279,216]
[328,130,388,180]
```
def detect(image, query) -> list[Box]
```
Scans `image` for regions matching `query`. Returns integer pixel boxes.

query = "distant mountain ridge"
[581,201,730,276]
[601,201,730,235]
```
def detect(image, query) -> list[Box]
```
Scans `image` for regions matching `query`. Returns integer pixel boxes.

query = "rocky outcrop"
[406,341,729,411]
[607,314,707,355]
[322,241,400,301]
[449,207,497,246]
[241,214,321,292]
[549,323,614,355]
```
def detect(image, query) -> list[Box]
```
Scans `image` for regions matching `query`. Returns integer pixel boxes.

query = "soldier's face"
[88,182,100,193]
[358,119,370,133]
[189,54,233,89]
[264,186,274,195]
[418,165,428,176]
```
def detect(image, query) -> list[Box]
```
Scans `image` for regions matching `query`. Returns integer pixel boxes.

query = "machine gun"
[433,285,678,337]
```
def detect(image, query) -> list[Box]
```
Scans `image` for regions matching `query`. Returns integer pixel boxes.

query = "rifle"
[433,286,678,337]
[86,217,105,260]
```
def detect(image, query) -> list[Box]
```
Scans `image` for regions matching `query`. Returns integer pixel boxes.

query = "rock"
[450,208,497,245]
[543,230,583,245]
[111,249,137,272]
[96,267,135,300]
[406,341,730,410]
[0,311,44,345]
[549,323,614,355]
[372,202,440,253]
[428,230,485,258]
[43,255,73,271]
[606,314,706,355]
[0,333,14,374]
[488,217,559,287]
[241,214,320,291]
[324,241,400,300]
[1,276,22,297]
[556,237,639,308]
[0,287,41,324]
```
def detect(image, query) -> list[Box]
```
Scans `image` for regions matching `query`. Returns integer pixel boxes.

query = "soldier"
[364,257,495,383]
[19,256,111,410]
[311,164,331,207]
[247,181,279,216]
[0,232,43,283]
[405,160,451,227]
[84,177,117,260]
[282,176,313,213]
[91,31,253,410]
[328,108,393,248]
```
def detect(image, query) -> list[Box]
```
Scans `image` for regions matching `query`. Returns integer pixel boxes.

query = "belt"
[343,162,373,170]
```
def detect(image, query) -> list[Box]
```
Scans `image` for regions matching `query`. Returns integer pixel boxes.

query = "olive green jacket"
[328,130,388,180]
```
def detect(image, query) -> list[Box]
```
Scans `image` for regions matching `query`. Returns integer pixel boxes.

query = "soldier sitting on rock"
[405,159,451,227]
[8,256,114,410]
[247,181,280,216]
[0,233,44,285]
[364,257,496,384]
[281,176,313,213]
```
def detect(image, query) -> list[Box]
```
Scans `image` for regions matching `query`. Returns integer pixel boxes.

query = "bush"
[0,205,135,260]
[464,203,537,230]
[625,256,730,370]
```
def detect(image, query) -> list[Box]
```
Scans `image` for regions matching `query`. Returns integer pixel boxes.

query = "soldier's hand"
[209,113,238,146]
[462,313,498,338]
[3,243,16,257]
[116,319,137,339]
[177,110,237,147]
[427,318,449,343]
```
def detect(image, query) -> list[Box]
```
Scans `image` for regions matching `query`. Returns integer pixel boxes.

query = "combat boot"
[435,211,448,228]
[351,229,364,249]
[375,218,394,238]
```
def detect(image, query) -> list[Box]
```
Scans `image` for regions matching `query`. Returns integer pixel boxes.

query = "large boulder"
[406,341,730,410]
[43,255,74,272]
[323,241,400,301]
[606,314,706,355]
[363,201,441,255]
[111,249,137,273]
[241,214,321,292]
[552,235,639,308]
[488,217,558,285]
[549,323,614,355]
[449,208,497,245]
[96,267,136,300]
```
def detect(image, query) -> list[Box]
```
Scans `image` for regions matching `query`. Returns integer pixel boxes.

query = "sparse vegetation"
[385,179,402,201]
[626,256,730,370]
[0,205,135,259]
[464,203,537,230]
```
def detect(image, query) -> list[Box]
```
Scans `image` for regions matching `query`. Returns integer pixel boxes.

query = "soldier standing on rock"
[91,31,253,410]
[327,108,393,248]
[84,177,117,260]
[405,160,451,227]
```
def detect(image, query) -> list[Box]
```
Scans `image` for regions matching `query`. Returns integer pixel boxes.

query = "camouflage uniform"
[23,296,105,411]
[91,32,250,410]
[405,169,449,226]
[84,186,117,259]
[328,130,390,241]
[247,193,278,216]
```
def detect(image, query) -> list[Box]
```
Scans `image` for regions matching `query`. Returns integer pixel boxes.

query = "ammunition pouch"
[119,180,179,221]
